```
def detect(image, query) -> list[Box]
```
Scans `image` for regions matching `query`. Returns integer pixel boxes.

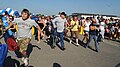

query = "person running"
[65,17,72,37]
[52,12,67,50]
[70,15,80,46]
[37,16,46,43]
[45,16,54,38]
[8,15,16,38]
[82,17,91,43]
[86,18,99,52]
[12,9,43,66]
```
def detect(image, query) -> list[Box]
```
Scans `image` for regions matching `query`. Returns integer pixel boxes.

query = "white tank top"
[84,22,91,31]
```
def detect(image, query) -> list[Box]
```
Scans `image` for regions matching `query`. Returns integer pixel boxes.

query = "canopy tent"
[0,8,14,16]
[14,11,20,18]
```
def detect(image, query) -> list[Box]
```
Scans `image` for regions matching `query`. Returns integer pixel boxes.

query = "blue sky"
[0,0,120,16]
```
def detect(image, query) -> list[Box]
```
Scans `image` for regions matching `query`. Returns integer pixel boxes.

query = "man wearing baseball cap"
[52,12,67,50]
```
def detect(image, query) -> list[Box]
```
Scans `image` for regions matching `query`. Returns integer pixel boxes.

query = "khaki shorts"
[17,38,31,53]
[71,31,78,39]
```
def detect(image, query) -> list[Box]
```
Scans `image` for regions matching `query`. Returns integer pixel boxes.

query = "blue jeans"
[86,35,99,51]
[57,32,64,49]
[51,28,57,46]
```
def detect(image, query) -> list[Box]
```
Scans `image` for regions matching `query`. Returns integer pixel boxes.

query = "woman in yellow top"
[70,15,80,46]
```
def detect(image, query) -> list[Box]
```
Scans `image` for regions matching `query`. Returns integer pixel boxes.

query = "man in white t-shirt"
[12,9,43,66]
[52,12,67,50]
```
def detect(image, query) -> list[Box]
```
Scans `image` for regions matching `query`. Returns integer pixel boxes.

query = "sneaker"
[21,57,25,62]
[95,50,99,52]
[116,38,119,40]
[102,40,104,42]
[24,58,29,66]
[76,43,79,46]
[61,48,66,51]
[110,37,112,40]
[51,45,55,49]
[69,40,72,44]
[37,41,40,43]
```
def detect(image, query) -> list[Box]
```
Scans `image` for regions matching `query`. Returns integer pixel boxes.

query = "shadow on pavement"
[14,43,41,58]
[4,56,20,67]
[44,36,86,50]
[68,37,98,52]
[65,37,86,47]
[104,36,120,43]
[20,64,34,67]
[27,43,41,57]
[87,46,97,52]
[43,39,55,49]
[115,63,120,67]
[53,63,62,67]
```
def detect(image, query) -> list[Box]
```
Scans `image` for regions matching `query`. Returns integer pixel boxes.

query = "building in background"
[71,13,120,19]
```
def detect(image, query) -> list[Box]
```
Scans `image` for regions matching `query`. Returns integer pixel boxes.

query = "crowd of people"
[0,8,120,67]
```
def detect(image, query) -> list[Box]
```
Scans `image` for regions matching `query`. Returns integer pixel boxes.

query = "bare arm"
[52,21,56,28]
[42,22,46,31]
[4,22,14,31]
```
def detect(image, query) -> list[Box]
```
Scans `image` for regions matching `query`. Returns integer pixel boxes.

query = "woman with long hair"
[82,17,91,43]
[37,16,46,43]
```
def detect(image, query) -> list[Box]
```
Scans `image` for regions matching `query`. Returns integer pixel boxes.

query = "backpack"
[6,38,18,51]
[3,33,18,51]
[0,44,8,67]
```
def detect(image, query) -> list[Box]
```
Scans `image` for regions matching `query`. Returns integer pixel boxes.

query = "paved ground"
[0,35,120,67]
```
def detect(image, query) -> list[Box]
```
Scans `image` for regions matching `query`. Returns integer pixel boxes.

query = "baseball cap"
[60,12,67,16]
